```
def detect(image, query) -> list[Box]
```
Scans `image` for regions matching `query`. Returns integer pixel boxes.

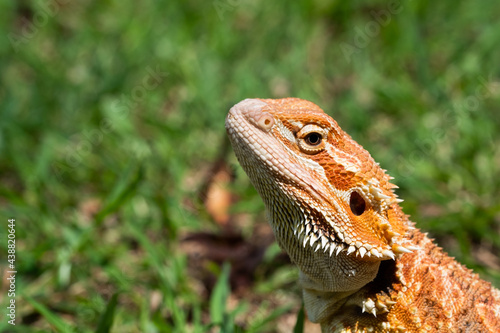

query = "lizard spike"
[362,298,377,317]
[305,223,311,235]
[321,236,329,249]
[370,248,382,258]
[380,222,390,230]
[336,244,343,256]
[309,233,318,247]
[359,246,367,258]
[386,230,400,238]
[382,249,395,260]
[370,185,391,200]
[406,245,420,251]
[392,244,413,254]
[315,242,322,252]
[323,243,330,253]
[329,244,336,256]
[347,245,356,255]
[386,198,399,206]
[376,300,388,311]
[303,235,310,248]
[379,192,392,200]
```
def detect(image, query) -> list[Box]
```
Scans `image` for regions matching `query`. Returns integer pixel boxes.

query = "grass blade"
[209,262,231,325]
[95,293,119,333]
[24,295,73,332]
[293,303,305,333]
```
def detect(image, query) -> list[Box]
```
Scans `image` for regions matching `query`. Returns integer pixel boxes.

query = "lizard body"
[225,98,500,332]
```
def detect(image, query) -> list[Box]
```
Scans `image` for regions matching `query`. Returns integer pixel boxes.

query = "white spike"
[379,191,390,197]
[336,244,343,256]
[309,233,318,247]
[370,248,382,258]
[362,298,376,316]
[321,236,328,249]
[370,186,391,200]
[297,225,304,235]
[382,249,395,260]
[359,247,367,258]
[392,244,412,254]
[329,244,336,256]
[315,242,321,252]
[303,235,310,248]
[386,198,398,206]
[323,243,330,253]
[347,245,356,255]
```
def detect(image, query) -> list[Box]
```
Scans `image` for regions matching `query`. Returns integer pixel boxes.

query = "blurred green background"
[1,0,499,332]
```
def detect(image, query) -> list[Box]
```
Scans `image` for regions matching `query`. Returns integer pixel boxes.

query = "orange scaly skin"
[225,98,500,332]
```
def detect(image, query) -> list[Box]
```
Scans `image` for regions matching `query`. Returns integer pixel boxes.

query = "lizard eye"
[297,124,326,154]
[304,132,322,146]
[349,191,366,216]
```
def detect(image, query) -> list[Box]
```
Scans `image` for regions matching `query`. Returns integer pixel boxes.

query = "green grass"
[1,0,499,331]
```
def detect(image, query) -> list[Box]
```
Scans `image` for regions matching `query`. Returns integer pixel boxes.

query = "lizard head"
[226,98,414,262]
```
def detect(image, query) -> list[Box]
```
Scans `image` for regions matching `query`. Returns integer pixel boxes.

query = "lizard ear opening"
[350,191,366,216]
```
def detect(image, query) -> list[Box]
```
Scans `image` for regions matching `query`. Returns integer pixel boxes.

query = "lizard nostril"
[257,113,274,132]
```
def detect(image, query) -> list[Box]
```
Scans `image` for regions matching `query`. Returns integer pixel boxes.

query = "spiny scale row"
[361,297,396,317]
[293,222,391,259]
[293,219,418,259]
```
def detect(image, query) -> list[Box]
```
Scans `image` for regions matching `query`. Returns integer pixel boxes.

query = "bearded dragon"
[225,98,500,332]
